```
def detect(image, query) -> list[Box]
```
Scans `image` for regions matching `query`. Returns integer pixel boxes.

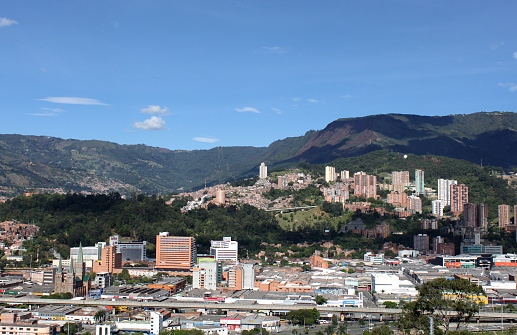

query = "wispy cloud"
[193,137,219,143]
[498,83,517,92]
[42,107,65,113]
[26,112,59,117]
[132,116,167,131]
[26,107,65,117]
[235,107,260,114]
[262,46,287,55]
[0,17,18,28]
[38,97,108,105]
[141,105,170,115]
[272,108,282,115]
[341,94,353,99]
[513,51,517,60]
[490,41,504,50]
[292,97,301,102]
[307,98,320,104]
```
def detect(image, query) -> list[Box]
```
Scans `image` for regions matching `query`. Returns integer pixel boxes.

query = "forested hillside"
[1,112,517,195]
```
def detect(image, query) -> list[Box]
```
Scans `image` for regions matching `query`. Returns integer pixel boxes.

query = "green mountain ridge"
[1,111,516,195]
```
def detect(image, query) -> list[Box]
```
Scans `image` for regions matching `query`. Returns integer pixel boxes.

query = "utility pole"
[429,316,434,335]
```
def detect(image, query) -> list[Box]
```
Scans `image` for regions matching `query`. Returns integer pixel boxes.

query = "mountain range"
[1,111,516,195]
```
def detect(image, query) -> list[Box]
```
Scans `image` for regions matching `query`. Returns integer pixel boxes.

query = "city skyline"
[1,1,517,151]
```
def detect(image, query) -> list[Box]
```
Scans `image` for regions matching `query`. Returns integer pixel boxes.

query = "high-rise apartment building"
[413,234,429,253]
[192,260,222,290]
[387,191,409,208]
[93,245,122,273]
[226,263,255,290]
[499,204,511,228]
[464,203,477,227]
[477,204,488,230]
[325,166,336,183]
[354,172,377,199]
[463,203,488,229]
[437,179,457,206]
[210,237,238,263]
[340,170,350,180]
[432,236,444,253]
[259,162,268,179]
[278,176,288,190]
[215,189,226,205]
[156,233,197,270]
[408,195,422,214]
[450,184,469,213]
[415,169,425,195]
[432,200,444,217]
[392,171,410,186]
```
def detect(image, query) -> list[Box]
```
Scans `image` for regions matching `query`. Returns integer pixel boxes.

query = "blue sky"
[1,1,516,150]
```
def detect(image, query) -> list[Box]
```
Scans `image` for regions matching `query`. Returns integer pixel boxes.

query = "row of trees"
[289,278,487,335]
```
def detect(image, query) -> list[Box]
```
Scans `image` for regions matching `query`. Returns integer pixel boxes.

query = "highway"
[2,297,517,321]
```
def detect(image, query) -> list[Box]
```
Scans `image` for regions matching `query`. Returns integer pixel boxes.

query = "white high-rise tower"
[259,162,267,179]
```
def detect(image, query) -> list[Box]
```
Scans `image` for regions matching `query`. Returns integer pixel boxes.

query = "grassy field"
[275,207,353,230]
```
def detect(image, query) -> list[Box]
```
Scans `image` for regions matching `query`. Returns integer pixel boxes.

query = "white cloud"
[262,46,287,54]
[38,97,108,105]
[341,94,353,99]
[235,107,260,113]
[132,116,167,130]
[272,108,282,115]
[489,41,504,50]
[292,97,301,102]
[498,83,517,92]
[513,51,517,60]
[0,17,18,28]
[26,112,58,117]
[307,98,320,104]
[141,105,170,115]
[27,107,65,117]
[193,137,219,143]
[42,107,65,113]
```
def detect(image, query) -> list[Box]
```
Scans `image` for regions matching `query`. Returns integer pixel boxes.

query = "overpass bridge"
[1,297,517,321]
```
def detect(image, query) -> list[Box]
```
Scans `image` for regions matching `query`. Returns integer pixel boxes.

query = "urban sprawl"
[1,163,517,335]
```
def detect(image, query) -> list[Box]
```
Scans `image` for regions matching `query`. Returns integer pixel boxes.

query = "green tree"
[382,301,398,309]
[399,278,485,334]
[63,323,82,335]
[94,310,106,323]
[337,324,347,335]
[315,295,328,305]
[118,268,130,282]
[324,325,335,335]
[286,308,320,326]
[370,325,393,335]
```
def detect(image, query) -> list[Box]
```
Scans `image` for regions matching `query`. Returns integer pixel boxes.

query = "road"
[1,297,517,322]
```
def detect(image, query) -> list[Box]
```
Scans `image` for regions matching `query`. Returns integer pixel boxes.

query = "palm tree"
[337,324,347,335]
[324,325,335,335]
[94,310,106,324]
